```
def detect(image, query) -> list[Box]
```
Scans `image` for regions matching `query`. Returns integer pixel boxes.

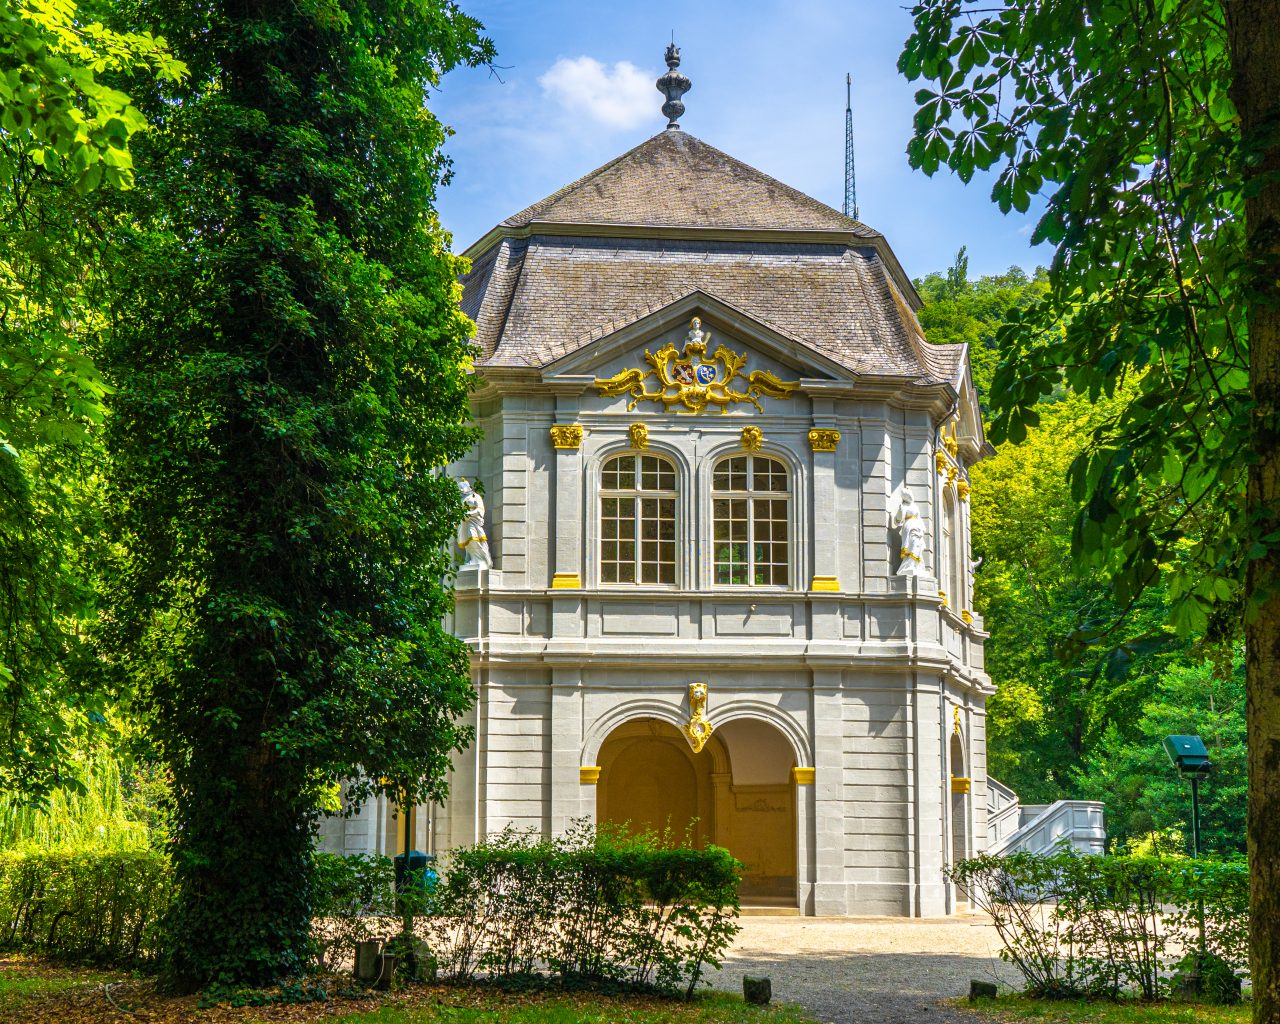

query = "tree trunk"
[1226,4,1280,1022]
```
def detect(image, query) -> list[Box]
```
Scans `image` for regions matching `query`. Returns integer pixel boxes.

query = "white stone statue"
[457,478,492,568]
[891,489,926,577]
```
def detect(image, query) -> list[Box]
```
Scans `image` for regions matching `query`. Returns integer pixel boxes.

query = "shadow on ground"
[710,948,1022,1024]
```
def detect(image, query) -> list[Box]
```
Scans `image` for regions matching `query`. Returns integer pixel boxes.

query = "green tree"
[970,390,1183,801]
[102,0,493,989]
[1077,656,1248,857]
[914,248,1047,397]
[0,1,181,802]
[901,1,1280,1015]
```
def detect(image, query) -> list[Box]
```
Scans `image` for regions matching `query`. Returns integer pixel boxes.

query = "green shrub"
[417,821,742,997]
[0,849,172,966]
[949,850,1249,1001]
[310,852,397,970]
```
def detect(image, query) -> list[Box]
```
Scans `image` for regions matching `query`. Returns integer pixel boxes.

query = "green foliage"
[0,745,164,851]
[416,822,742,998]
[0,0,182,805]
[1076,656,1247,857]
[968,390,1187,801]
[0,847,172,966]
[98,0,493,989]
[950,851,1249,1001]
[901,0,1251,641]
[311,852,398,971]
[914,248,1048,398]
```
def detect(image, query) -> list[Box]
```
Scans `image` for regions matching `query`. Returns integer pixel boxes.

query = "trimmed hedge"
[413,822,742,997]
[950,851,1249,1001]
[0,849,173,966]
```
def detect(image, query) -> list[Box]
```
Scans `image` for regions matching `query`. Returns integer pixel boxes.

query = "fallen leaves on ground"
[0,959,806,1024]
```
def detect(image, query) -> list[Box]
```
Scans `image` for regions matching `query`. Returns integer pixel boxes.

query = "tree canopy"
[902,1,1280,1017]
[101,0,493,988]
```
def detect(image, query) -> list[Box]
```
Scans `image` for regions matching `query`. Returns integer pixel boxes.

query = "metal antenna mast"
[843,73,858,220]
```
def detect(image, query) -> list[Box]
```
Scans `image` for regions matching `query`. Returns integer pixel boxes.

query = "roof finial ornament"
[656,40,691,129]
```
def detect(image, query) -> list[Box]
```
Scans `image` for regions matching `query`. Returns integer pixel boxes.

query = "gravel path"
[708,916,1022,1024]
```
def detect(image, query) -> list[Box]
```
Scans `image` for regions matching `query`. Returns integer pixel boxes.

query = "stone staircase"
[986,777,1105,856]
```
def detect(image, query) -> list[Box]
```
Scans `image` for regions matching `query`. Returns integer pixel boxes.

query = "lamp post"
[1163,734,1213,985]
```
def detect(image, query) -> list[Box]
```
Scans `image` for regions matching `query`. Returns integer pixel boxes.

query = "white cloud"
[538,57,655,130]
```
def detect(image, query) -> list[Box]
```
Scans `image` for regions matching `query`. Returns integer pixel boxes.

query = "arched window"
[943,489,962,608]
[600,453,677,585]
[712,454,790,586]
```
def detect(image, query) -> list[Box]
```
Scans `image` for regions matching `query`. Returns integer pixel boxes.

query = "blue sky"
[430,1,1053,282]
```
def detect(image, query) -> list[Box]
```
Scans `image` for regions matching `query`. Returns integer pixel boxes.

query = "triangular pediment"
[543,291,847,385]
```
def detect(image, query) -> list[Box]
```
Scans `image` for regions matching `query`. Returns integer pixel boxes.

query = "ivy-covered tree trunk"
[1228,3,1280,1019]
[103,1,492,989]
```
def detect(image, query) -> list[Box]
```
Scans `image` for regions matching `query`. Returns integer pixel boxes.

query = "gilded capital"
[549,424,583,450]
[808,428,840,452]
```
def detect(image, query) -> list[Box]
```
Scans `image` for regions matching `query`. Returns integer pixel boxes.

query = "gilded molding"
[810,575,840,592]
[808,428,840,452]
[594,317,798,414]
[579,766,601,785]
[682,681,714,753]
[792,767,816,785]
[550,572,582,589]
[628,422,649,450]
[740,425,764,452]
[549,424,583,449]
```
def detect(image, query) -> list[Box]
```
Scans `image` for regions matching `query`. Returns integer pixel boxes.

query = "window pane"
[754,456,789,492]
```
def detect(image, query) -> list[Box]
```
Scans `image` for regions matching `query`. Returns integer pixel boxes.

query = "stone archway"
[596,716,798,904]
[597,718,721,848]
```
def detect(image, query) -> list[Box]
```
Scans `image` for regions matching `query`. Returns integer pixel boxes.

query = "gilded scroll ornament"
[549,424,583,449]
[682,681,714,753]
[957,479,971,502]
[935,450,948,474]
[594,317,798,414]
[953,706,962,736]
[947,464,958,486]
[943,423,959,459]
[741,425,764,452]
[961,609,974,625]
[628,423,649,450]
[808,428,840,452]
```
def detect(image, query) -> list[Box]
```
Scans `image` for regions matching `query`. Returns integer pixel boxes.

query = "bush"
[950,850,1248,1001]
[416,821,742,997]
[310,852,397,970]
[0,849,172,966]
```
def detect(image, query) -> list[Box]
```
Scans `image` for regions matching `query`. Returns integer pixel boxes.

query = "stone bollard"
[743,976,772,1006]
[354,940,381,982]
[969,980,998,1001]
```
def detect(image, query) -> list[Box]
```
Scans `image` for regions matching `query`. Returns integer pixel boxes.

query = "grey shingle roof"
[502,129,877,235]
[460,129,962,385]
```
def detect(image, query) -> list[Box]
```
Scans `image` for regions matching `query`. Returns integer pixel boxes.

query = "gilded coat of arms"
[594,317,798,414]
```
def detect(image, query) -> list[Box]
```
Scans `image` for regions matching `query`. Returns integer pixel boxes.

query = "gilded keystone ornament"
[594,317,798,414]
[741,425,764,452]
[629,422,650,449]
[682,682,714,753]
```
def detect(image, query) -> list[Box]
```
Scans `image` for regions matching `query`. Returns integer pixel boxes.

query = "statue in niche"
[456,478,492,568]
[891,489,926,577]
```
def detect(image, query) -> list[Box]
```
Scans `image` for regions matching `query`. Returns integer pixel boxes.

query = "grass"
[328,990,812,1024]
[961,993,1252,1024]
[0,958,116,1011]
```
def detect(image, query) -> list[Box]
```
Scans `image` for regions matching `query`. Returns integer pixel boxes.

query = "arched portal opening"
[596,716,798,903]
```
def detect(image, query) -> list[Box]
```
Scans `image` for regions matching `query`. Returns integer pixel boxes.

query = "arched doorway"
[596,716,798,903]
